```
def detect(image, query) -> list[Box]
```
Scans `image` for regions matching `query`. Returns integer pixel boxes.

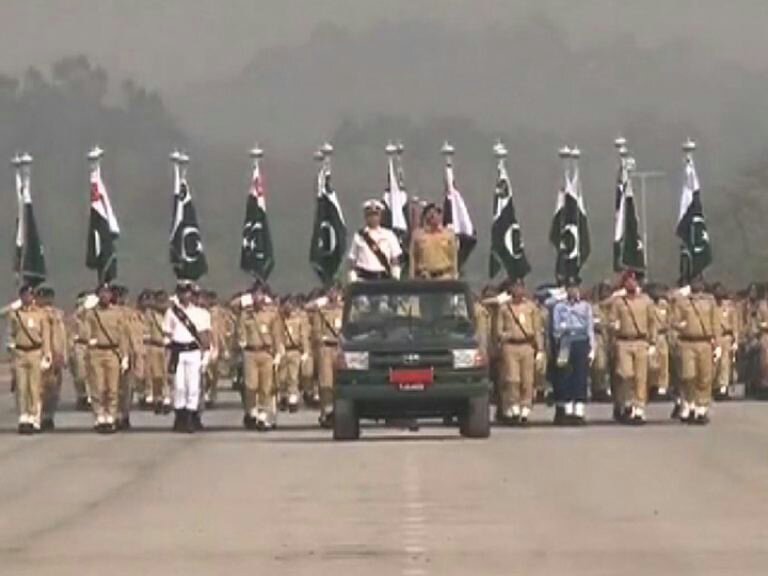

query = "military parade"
[2,135,763,436]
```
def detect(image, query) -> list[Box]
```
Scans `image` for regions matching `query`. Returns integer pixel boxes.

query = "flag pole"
[12,153,32,288]
[87,146,105,283]
[248,144,264,281]
[570,146,582,270]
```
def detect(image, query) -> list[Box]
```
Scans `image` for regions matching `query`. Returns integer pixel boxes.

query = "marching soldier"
[113,286,144,429]
[163,283,211,433]
[671,276,722,424]
[590,282,613,403]
[495,278,543,425]
[608,272,657,424]
[37,287,67,430]
[311,285,344,427]
[409,203,458,280]
[348,200,403,281]
[202,290,226,408]
[648,284,672,399]
[277,296,311,412]
[85,283,129,433]
[69,292,92,410]
[7,285,52,434]
[144,290,171,414]
[713,283,740,400]
[534,293,552,403]
[237,285,283,430]
[295,293,316,405]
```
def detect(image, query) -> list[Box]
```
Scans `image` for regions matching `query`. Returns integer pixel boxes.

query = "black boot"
[173,409,187,432]
[184,410,195,433]
[191,411,204,431]
[553,406,566,426]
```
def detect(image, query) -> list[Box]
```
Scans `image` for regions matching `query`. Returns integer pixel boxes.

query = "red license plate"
[389,368,434,390]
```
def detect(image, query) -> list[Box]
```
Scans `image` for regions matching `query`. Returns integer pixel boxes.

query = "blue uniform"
[552,299,595,406]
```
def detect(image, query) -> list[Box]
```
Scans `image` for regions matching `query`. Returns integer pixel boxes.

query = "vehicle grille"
[369,351,453,370]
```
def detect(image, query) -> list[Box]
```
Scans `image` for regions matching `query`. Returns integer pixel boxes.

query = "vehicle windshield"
[343,289,474,341]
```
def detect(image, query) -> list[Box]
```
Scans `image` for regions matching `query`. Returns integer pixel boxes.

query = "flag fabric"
[240,158,274,280]
[442,163,476,271]
[309,163,347,285]
[382,155,408,236]
[677,155,712,283]
[14,168,46,286]
[549,165,590,282]
[85,162,120,283]
[170,163,208,281]
[489,158,530,280]
[613,163,645,273]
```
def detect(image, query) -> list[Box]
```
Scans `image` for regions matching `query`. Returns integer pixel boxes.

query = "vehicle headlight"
[452,348,484,369]
[342,351,369,371]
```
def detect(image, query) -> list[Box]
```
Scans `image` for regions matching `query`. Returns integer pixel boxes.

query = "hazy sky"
[0,0,765,92]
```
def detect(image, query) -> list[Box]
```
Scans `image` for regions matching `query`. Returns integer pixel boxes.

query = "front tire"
[333,398,360,440]
[460,394,490,439]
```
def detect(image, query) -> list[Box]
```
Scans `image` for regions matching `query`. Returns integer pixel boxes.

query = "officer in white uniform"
[348,200,403,282]
[163,283,211,433]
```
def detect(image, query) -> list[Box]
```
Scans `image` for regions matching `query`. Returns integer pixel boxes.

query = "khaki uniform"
[85,306,128,422]
[715,299,740,392]
[409,227,458,280]
[41,305,67,423]
[9,306,51,426]
[297,309,315,397]
[649,299,671,393]
[143,308,168,404]
[277,312,311,402]
[238,307,283,417]
[205,305,229,403]
[496,299,543,412]
[118,306,145,421]
[739,299,767,390]
[535,304,550,396]
[608,294,657,409]
[313,301,344,416]
[672,294,722,408]
[69,309,90,402]
[590,301,610,397]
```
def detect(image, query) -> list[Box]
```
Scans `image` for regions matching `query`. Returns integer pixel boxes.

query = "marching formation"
[4,133,757,435]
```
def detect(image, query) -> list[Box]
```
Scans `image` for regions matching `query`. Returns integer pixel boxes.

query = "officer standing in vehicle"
[348,200,402,282]
[496,278,543,425]
[409,203,458,280]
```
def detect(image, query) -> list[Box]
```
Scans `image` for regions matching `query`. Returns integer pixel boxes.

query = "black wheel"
[460,394,491,439]
[333,398,360,440]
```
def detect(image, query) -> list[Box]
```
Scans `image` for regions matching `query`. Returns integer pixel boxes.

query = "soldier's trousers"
[535,349,550,394]
[715,335,734,391]
[300,352,315,396]
[649,335,670,391]
[318,344,338,414]
[243,350,275,415]
[278,350,302,398]
[89,350,120,420]
[145,346,168,401]
[679,341,714,406]
[42,366,63,420]
[553,339,589,404]
[13,350,42,423]
[615,340,649,408]
[205,360,219,401]
[173,349,202,411]
[71,343,90,400]
[500,343,535,409]
[591,333,609,394]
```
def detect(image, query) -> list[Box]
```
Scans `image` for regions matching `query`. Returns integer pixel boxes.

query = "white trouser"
[174,350,202,410]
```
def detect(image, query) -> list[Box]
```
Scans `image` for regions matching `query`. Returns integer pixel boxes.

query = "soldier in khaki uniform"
[69,293,92,410]
[237,287,284,430]
[648,285,672,399]
[590,283,613,403]
[495,278,543,425]
[608,272,657,424]
[738,283,764,391]
[144,290,171,414]
[713,283,740,399]
[295,294,316,404]
[671,276,722,424]
[113,286,144,429]
[311,286,344,427]
[277,296,311,412]
[37,287,67,430]
[409,203,458,280]
[534,297,551,402]
[7,285,52,434]
[85,283,129,433]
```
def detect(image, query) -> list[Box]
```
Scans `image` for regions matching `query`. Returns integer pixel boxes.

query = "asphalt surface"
[1,369,767,576]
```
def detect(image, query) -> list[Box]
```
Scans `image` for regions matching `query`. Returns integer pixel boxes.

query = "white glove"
[201,351,210,369]
[731,342,739,353]
[348,269,359,283]
[300,352,309,364]
[273,353,283,368]
[588,349,596,365]
[40,355,52,371]
[391,265,401,280]
[240,293,254,309]
[120,356,130,374]
[648,345,657,358]
[713,346,723,363]
[496,292,511,304]
[9,299,22,311]
[83,294,99,310]
[209,346,219,363]
[535,351,544,364]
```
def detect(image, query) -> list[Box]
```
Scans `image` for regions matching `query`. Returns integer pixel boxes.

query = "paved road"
[1,371,767,575]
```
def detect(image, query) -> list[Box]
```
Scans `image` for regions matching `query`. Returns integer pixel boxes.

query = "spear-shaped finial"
[385,141,397,156]
[250,144,264,160]
[494,140,508,159]
[88,146,105,162]
[682,138,696,153]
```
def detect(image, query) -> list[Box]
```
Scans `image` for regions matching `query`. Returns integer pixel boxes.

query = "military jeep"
[333,280,491,440]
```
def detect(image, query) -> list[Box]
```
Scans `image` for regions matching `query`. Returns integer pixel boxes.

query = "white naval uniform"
[163,304,211,411]
[348,225,403,280]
